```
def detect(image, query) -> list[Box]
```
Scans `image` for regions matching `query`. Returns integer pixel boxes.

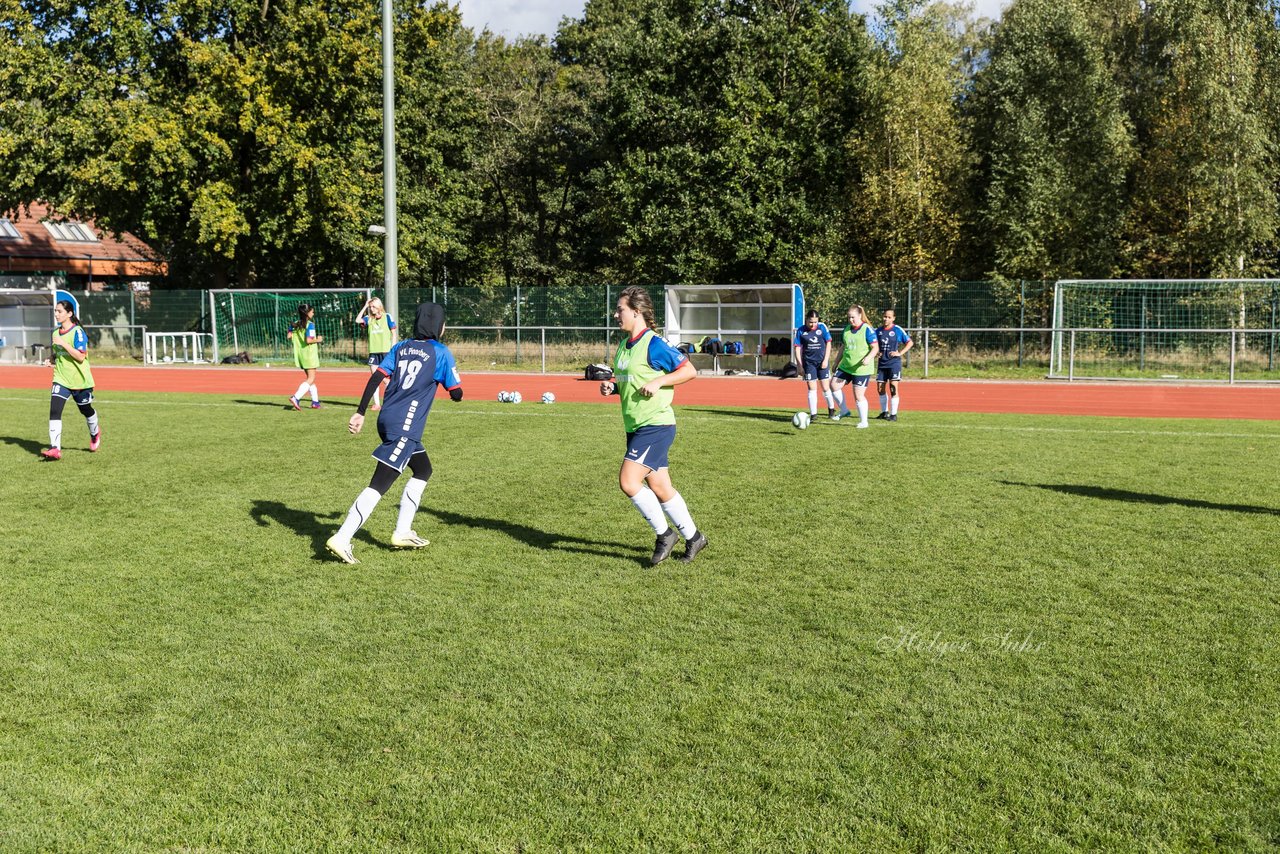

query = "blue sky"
[454,0,1010,40]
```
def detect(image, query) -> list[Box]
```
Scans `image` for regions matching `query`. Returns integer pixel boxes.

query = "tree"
[972,0,1133,282]
[1123,0,1280,277]
[846,0,976,299]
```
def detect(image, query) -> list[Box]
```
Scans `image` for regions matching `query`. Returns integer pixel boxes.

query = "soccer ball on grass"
[792,411,811,430]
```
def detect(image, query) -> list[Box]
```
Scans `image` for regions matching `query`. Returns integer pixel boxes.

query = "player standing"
[830,305,879,428]
[793,310,837,419]
[326,302,462,565]
[600,286,708,566]
[875,308,913,421]
[287,303,323,410]
[41,300,101,460]
[356,297,396,411]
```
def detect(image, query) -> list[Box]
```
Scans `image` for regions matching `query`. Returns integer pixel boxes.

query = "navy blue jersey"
[375,339,461,441]
[876,325,911,365]
[794,323,832,361]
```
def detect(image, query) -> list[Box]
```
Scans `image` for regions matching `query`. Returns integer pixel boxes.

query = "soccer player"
[793,310,837,418]
[356,296,396,411]
[600,286,708,566]
[40,300,101,460]
[875,308,913,421]
[830,305,879,428]
[326,302,462,565]
[287,304,324,410]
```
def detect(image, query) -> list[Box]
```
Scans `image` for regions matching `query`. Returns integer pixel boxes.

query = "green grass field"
[1,390,1277,850]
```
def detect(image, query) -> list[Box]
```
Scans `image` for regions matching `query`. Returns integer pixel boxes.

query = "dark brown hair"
[619,286,657,330]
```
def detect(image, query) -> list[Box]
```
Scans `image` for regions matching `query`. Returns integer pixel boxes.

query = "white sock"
[856,398,868,423]
[807,389,817,415]
[395,478,427,536]
[823,391,835,410]
[879,393,888,412]
[891,395,899,415]
[660,492,697,539]
[630,486,670,534]
[49,419,62,449]
[87,413,99,438]
[294,382,310,400]
[834,389,850,416]
[336,487,381,544]
[309,383,320,403]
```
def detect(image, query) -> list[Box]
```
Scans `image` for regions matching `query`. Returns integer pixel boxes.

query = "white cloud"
[454,0,1009,41]
[849,0,1009,20]
[453,0,584,40]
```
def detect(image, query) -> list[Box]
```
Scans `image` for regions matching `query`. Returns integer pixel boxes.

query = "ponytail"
[56,299,81,327]
[618,286,657,330]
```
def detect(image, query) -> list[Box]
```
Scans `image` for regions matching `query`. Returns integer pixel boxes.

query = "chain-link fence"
[13,281,1275,381]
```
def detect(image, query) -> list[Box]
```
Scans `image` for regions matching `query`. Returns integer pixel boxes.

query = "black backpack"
[585,363,614,381]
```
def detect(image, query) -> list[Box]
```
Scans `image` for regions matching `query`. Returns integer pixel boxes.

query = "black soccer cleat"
[876,411,890,420]
[651,528,680,565]
[889,414,898,422]
[680,531,708,563]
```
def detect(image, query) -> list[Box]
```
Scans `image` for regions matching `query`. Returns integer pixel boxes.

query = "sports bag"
[585,363,614,381]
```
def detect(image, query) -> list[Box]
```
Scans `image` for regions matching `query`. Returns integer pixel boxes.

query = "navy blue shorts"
[802,362,830,382]
[877,364,902,383]
[372,436,425,472]
[368,352,388,367]
[624,424,676,471]
[834,369,871,387]
[51,384,94,406]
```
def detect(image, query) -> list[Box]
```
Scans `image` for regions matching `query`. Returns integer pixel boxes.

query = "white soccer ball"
[511,391,523,404]
[792,411,811,430]
[541,392,555,404]
[498,391,509,402]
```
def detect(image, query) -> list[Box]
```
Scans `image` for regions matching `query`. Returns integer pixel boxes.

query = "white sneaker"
[391,531,430,549]
[325,535,358,564]
[856,421,869,429]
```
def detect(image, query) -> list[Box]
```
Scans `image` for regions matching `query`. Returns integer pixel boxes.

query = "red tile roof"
[0,202,167,277]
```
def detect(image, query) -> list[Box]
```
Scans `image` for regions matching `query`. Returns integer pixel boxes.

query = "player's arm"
[356,300,370,323]
[306,322,323,344]
[58,339,87,363]
[436,346,463,401]
[821,339,831,369]
[896,329,913,357]
[865,328,879,365]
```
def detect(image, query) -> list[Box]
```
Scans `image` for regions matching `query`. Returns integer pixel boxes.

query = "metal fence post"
[541,327,546,374]
[1018,280,1025,368]
[1068,330,1076,381]
[515,284,521,366]
[1229,329,1236,384]
[923,328,930,378]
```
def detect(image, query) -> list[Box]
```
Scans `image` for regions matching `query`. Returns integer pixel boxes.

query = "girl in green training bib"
[287,303,324,410]
[41,300,101,460]
[599,286,708,566]
[356,296,397,411]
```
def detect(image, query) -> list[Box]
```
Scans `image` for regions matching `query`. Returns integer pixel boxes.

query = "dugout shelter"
[664,284,804,372]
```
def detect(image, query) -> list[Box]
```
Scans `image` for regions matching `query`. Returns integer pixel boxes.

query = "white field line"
[3,394,1279,440]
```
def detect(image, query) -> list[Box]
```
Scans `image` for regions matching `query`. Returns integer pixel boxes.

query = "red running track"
[1,365,1278,420]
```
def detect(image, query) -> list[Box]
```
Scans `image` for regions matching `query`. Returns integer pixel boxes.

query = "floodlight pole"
[381,0,398,324]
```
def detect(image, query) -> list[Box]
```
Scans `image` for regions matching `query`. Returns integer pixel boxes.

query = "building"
[0,202,167,290]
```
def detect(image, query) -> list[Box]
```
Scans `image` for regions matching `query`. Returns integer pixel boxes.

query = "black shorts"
[368,352,388,367]
[877,364,902,383]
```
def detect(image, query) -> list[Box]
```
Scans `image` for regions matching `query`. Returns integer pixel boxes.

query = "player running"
[287,303,324,410]
[830,305,879,428]
[875,308,913,421]
[326,302,462,565]
[41,300,101,460]
[600,286,708,566]
[793,310,837,419]
[356,296,396,411]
